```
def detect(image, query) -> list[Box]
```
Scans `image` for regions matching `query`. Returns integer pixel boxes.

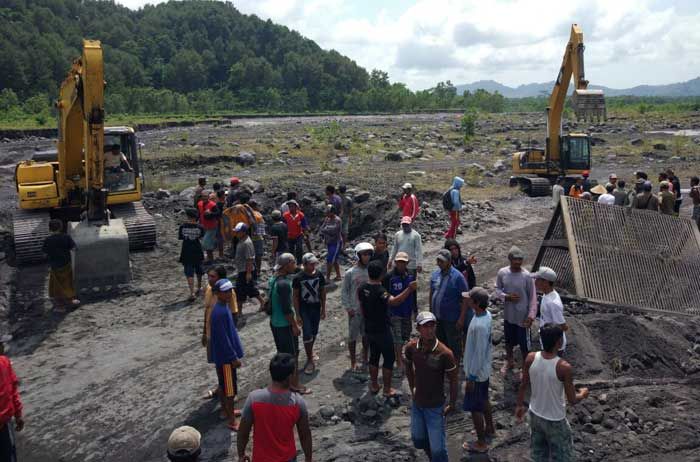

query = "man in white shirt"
[533,267,567,352]
[551,177,565,209]
[597,183,616,206]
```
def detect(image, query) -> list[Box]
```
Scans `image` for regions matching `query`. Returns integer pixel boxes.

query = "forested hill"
[0,0,369,112]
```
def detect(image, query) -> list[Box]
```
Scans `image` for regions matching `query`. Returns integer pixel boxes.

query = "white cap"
[167,426,201,456]
[532,266,557,282]
[416,311,437,325]
[402,182,413,190]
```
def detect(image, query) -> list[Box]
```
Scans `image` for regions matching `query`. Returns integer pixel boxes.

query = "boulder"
[385,150,410,162]
[354,191,371,203]
[233,151,256,166]
[630,138,643,146]
[155,188,171,200]
[652,143,667,151]
[179,186,197,201]
[240,179,264,194]
[467,163,486,172]
[493,159,507,173]
[319,405,335,420]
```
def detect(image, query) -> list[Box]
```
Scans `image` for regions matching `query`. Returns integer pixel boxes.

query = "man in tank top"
[515,324,589,462]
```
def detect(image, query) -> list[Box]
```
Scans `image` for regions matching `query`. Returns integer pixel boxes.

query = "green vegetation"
[460,109,477,141]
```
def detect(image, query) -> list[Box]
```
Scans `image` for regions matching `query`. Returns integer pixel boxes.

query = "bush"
[461,109,478,141]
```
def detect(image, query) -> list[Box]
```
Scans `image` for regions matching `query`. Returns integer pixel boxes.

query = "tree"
[163,49,207,93]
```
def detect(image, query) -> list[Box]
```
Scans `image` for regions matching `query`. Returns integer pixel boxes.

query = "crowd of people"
[28,167,697,462]
[162,174,595,462]
[558,169,700,228]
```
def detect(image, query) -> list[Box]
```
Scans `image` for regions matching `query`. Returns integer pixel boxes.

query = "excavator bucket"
[571,89,606,122]
[68,219,132,293]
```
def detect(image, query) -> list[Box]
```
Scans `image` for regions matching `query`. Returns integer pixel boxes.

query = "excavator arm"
[547,24,606,163]
[56,39,107,222]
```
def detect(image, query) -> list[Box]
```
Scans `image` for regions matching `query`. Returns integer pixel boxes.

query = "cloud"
[117,0,700,90]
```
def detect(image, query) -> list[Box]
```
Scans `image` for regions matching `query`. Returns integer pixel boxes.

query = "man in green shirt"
[269,253,310,395]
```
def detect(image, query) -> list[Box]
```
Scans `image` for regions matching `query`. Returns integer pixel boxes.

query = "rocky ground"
[1,112,700,461]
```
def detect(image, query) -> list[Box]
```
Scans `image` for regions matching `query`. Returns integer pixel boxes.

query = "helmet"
[582,170,590,177]
[354,242,374,255]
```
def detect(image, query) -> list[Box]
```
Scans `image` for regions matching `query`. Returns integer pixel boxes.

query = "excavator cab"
[560,134,591,171]
[104,129,138,193]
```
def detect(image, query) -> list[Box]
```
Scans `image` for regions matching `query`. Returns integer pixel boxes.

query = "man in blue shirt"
[210,278,244,431]
[429,249,468,362]
[383,251,416,376]
[462,287,494,454]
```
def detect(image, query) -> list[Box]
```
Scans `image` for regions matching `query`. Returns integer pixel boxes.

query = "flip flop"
[462,441,489,453]
[202,388,217,400]
[292,387,313,395]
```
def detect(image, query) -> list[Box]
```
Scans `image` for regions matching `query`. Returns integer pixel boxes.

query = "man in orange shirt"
[568,177,584,199]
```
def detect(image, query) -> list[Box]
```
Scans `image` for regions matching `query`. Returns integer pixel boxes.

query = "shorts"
[462,379,489,413]
[183,263,204,278]
[301,306,321,343]
[326,241,341,264]
[347,311,365,342]
[253,238,264,258]
[504,320,531,354]
[272,325,299,356]
[236,272,260,302]
[390,316,412,345]
[367,331,395,370]
[202,229,217,251]
[216,363,238,398]
[529,411,574,462]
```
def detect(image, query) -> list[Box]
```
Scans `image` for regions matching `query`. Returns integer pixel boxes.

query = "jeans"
[411,403,448,462]
[529,411,574,462]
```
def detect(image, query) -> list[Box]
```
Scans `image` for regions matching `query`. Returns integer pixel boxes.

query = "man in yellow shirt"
[203,266,239,399]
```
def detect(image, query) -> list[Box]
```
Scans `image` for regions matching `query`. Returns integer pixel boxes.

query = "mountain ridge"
[454,77,700,98]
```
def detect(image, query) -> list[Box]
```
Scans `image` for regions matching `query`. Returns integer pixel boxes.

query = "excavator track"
[110,201,156,250]
[12,209,52,266]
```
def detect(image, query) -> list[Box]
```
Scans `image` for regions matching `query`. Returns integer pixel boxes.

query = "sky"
[116,0,700,91]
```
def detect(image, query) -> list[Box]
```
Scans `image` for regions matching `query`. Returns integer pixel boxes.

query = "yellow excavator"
[12,40,155,291]
[510,24,606,196]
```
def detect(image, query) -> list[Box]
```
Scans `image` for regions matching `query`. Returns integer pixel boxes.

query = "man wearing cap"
[581,170,592,192]
[597,183,616,206]
[237,353,313,462]
[496,246,537,374]
[658,181,675,215]
[194,177,207,208]
[632,181,659,211]
[399,183,420,221]
[342,243,373,371]
[269,253,308,394]
[462,287,494,454]
[383,251,416,375]
[269,210,288,262]
[533,267,568,353]
[0,335,23,462]
[225,177,241,208]
[405,311,457,462]
[178,208,205,302]
[233,222,263,314]
[293,253,326,375]
[608,173,618,188]
[388,217,423,275]
[430,249,469,361]
[167,426,201,462]
[319,204,343,281]
[283,200,308,264]
[210,278,244,431]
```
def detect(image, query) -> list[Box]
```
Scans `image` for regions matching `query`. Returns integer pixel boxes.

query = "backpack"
[442,188,454,210]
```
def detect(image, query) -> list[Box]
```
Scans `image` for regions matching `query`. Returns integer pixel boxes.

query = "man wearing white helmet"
[341,242,373,371]
[533,267,568,353]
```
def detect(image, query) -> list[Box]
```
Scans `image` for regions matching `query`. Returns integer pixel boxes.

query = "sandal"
[292,387,313,395]
[462,441,489,453]
[202,388,218,400]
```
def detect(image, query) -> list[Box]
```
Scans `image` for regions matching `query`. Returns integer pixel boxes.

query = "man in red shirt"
[198,192,220,263]
[0,335,24,462]
[398,183,420,221]
[237,353,312,462]
[282,201,308,264]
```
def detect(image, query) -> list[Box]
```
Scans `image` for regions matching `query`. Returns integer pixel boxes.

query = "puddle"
[645,129,700,137]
